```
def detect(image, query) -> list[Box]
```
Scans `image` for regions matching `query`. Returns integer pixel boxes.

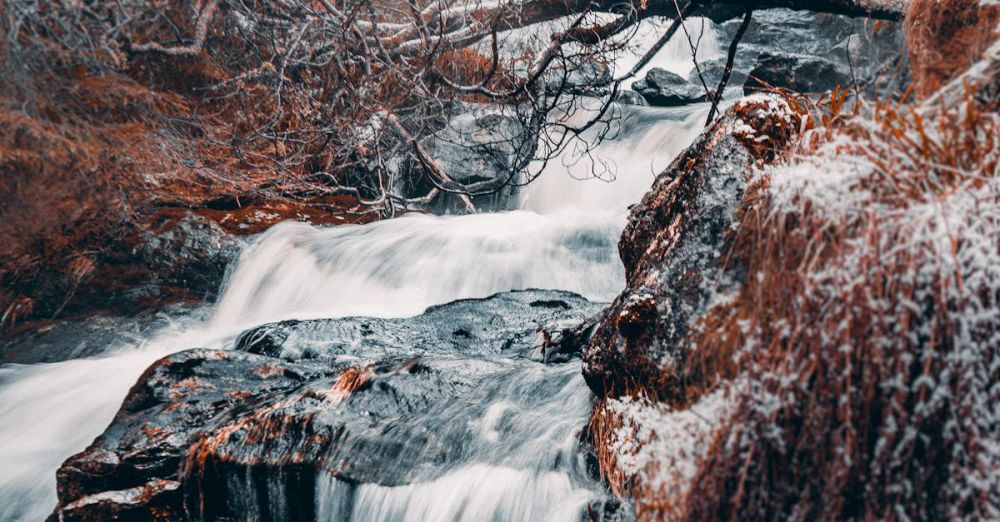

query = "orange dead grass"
[685,88,998,522]
[588,397,632,498]
[592,4,1000,520]
[680,8,1000,520]
[906,0,1000,98]
[0,46,373,327]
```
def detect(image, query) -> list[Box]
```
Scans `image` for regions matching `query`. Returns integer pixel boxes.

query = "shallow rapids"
[0,75,712,520]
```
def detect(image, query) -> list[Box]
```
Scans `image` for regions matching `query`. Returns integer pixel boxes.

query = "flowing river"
[0,19,718,520]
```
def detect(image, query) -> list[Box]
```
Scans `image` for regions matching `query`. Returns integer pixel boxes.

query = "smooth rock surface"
[633,68,708,107]
[613,90,650,107]
[404,112,531,212]
[744,52,852,94]
[701,9,903,94]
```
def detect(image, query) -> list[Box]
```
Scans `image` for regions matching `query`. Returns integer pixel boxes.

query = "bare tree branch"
[3,0,908,217]
[129,0,218,56]
[706,8,753,125]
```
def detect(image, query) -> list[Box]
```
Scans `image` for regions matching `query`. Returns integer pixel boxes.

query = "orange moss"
[331,367,375,396]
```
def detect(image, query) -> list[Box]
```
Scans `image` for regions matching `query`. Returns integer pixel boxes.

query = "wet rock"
[537,314,601,364]
[52,290,605,521]
[582,95,800,399]
[632,68,707,107]
[724,10,857,57]
[52,348,327,521]
[234,319,304,358]
[62,212,240,321]
[134,212,242,299]
[0,309,198,364]
[421,113,526,186]
[614,90,650,107]
[696,56,752,91]
[404,112,530,212]
[704,10,903,96]
[0,316,126,364]
[232,289,600,362]
[0,211,240,338]
[560,58,613,96]
[744,52,851,94]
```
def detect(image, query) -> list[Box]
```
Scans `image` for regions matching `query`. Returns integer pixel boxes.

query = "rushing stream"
[0,20,718,520]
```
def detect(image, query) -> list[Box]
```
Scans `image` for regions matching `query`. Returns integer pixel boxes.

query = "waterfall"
[210,105,707,330]
[0,18,719,521]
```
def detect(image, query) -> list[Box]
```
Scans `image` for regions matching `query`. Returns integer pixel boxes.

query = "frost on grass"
[682,41,1000,518]
[604,387,732,517]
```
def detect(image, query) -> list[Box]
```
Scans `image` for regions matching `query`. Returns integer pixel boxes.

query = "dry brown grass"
[0,80,166,325]
[0,2,386,327]
[588,5,1000,519]
[588,397,632,498]
[0,67,276,326]
[906,0,1000,98]
[678,23,1000,522]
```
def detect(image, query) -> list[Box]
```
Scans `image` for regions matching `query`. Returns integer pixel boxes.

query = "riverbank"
[583,3,1000,519]
[0,13,385,332]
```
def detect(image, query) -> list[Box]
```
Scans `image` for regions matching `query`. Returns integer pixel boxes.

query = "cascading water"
[312,362,601,522]
[0,18,718,521]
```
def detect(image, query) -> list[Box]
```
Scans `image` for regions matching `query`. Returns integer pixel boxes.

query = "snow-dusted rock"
[582,95,800,399]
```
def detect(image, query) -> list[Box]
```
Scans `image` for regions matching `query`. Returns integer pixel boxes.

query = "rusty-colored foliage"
[0,1,467,327]
[331,367,375,395]
[588,8,1000,520]
[906,0,1000,98]
[587,397,631,498]
[1,0,636,327]
[680,36,1000,522]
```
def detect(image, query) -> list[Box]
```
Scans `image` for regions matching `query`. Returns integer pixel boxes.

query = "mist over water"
[0,60,712,521]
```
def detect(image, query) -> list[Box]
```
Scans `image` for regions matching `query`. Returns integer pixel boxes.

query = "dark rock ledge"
[51,289,603,521]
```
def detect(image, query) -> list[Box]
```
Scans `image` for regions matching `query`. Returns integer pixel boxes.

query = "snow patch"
[606,387,731,501]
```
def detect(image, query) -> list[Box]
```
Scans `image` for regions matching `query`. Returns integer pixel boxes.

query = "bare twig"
[706,9,752,126]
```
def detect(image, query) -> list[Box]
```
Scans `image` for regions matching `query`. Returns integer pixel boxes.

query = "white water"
[314,362,600,522]
[485,16,719,85]
[0,93,711,522]
[322,465,593,522]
